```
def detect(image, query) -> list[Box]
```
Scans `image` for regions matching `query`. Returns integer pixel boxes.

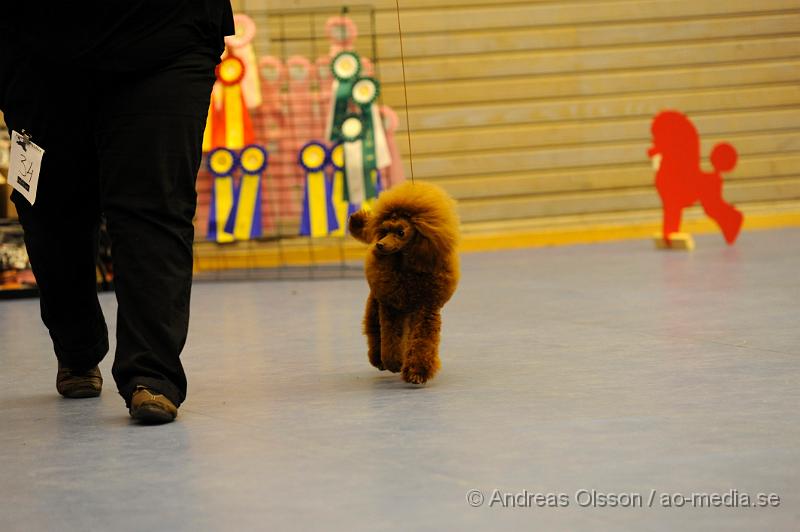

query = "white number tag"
[9,130,45,205]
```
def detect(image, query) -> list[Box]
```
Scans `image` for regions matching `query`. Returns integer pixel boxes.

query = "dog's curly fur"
[349,181,460,384]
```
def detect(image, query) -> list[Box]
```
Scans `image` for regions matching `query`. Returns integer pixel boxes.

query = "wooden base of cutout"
[653,232,695,251]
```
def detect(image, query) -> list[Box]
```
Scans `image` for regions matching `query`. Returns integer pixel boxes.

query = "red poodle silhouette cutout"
[648,110,743,245]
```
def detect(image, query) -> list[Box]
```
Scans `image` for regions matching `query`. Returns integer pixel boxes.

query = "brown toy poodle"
[349,181,460,384]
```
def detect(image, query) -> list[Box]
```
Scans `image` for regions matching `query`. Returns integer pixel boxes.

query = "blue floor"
[1,228,798,531]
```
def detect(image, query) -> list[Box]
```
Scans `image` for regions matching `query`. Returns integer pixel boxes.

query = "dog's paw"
[368,351,385,370]
[401,363,434,385]
[382,357,402,373]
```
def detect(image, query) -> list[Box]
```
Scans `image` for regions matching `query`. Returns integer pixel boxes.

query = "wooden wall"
[235,0,800,229]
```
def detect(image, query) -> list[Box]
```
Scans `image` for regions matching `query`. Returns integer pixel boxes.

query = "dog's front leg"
[364,296,384,370]
[401,308,442,385]
[379,304,405,373]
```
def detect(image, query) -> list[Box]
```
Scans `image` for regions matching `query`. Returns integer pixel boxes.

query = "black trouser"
[0,48,217,407]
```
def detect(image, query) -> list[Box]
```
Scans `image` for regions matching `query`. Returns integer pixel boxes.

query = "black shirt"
[3,1,235,71]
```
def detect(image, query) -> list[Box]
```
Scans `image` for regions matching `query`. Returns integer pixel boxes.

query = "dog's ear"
[403,212,458,272]
[412,216,456,255]
[404,233,441,272]
[348,209,372,243]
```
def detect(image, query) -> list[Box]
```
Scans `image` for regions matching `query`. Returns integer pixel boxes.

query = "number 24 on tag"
[9,130,45,205]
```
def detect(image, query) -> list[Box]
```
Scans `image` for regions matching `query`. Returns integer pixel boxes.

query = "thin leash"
[394,0,415,184]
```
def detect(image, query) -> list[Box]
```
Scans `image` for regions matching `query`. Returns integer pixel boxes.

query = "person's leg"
[93,52,217,409]
[1,51,108,379]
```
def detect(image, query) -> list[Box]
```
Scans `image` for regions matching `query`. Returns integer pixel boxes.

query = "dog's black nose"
[376,242,384,250]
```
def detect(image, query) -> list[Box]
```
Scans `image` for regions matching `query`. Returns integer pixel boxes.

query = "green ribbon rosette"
[351,77,392,185]
[325,51,362,143]
[340,113,376,204]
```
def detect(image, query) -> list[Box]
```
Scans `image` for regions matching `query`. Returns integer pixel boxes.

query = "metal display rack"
[193,5,380,282]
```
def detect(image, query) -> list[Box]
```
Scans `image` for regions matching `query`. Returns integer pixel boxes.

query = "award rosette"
[329,143,350,236]
[202,83,223,153]
[340,113,377,206]
[207,54,255,151]
[207,147,238,243]
[324,51,361,143]
[325,16,358,54]
[218,54,246,86]
[225,144,267,241]
[225,14,262,109]
[298,142,339,237]
[379,105,406,188]
[351,77,392,191]
[287,56,314,139]
[241,143,268,173]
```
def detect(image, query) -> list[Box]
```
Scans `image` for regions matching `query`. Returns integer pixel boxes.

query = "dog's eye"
[397,229,404,238]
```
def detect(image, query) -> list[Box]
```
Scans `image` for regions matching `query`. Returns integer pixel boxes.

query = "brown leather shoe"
[129,386,178,424]
[56,363,102,398]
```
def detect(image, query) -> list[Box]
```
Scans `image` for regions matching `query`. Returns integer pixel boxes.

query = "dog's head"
[648,110,700,169]
[348,181,459,271]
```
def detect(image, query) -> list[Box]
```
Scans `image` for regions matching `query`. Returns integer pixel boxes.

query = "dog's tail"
[710,143,737,174]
